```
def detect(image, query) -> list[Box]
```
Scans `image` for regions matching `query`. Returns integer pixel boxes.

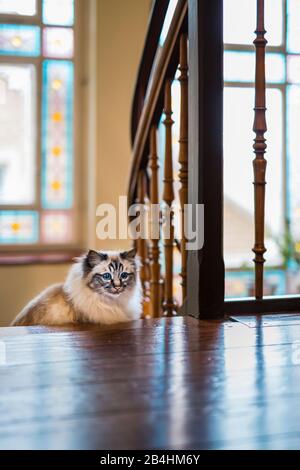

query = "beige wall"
[0,0,151,326]
[95,0,151,251]
[0,265,70,326]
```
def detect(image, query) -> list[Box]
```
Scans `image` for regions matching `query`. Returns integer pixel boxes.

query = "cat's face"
[83,249,138,298]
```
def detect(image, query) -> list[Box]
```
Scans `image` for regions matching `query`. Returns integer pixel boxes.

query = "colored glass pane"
[0,0,36,16]
[0,211,38,244]
[43,0,74,26]
[41,211,73,243]
[0,24,40,57]
[42,60,74,209]
[0,64,36,204]
[43,27,73,59]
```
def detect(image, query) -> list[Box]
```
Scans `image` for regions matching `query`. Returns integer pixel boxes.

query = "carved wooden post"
[252,0,267,299]
[163,79,177,316]
[136,170,150,315]
[178,33,188,302]
[149,126,163,317]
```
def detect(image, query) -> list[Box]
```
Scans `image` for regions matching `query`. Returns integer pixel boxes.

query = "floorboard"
[0,315,300,449]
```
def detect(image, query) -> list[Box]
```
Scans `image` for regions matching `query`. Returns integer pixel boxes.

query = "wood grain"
[1,315,300,449]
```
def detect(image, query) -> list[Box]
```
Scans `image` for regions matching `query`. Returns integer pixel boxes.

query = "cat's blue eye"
[102,272,112,281]
[120,272,129,280]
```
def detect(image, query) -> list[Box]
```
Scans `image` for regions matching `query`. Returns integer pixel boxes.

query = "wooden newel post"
[178,33,188,302]
[253,0,267,299]
[163,79,177,316]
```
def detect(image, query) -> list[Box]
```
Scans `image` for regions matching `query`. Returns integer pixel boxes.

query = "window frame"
[0,0,84,256]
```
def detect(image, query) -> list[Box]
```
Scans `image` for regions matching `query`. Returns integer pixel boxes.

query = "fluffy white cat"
[11,249,142,326]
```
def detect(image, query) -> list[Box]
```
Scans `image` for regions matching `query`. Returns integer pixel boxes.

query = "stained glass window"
[41,211,73,243]
[224,0,300,298]
[0,0,76,247]
[42,60,73,209]
[43,0,74,27]
[0,211,38,244]
[0,0,37,16]
[43,27,73,58]
[0,64,36,204]
[0,24,40,56]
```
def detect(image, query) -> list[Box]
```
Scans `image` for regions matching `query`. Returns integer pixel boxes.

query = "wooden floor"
[1,314,300,450]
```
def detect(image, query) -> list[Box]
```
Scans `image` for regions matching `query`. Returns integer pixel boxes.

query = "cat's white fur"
[11,250,142,326]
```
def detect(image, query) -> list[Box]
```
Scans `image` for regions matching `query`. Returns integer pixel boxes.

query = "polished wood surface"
[1,315,300,449]
[252,0,267,299]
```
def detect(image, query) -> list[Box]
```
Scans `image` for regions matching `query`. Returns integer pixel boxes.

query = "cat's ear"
[86,250,107,268]
[120,248,136,260]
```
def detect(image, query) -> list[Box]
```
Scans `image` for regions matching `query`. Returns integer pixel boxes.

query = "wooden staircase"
[129,0,300,319]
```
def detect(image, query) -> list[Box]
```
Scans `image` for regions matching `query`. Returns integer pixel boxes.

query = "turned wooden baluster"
[163,79,177,316]
[252,0,267,299]
[136,170,150,314]
[149,126,163,317]
[178,33,188,302]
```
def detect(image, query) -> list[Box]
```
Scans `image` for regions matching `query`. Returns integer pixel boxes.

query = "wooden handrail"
[131,0,171,145]
[128,0,188,206]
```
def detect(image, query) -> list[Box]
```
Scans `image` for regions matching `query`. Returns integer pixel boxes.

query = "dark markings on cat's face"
[84,249,137,297]
[83,250,108,276]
